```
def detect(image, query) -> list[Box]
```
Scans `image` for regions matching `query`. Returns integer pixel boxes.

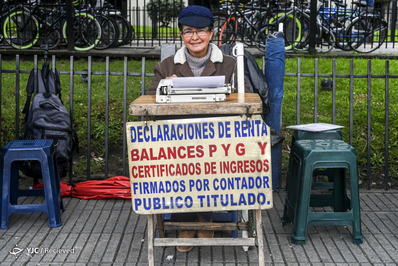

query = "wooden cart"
[128,93,270,265]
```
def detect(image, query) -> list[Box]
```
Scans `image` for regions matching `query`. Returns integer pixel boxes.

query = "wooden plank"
[129,93,263,117]
[256,209,265,265]
[156,214,165,238]
[154,237,256,247]
[147,215,154,266]
[163,221,248,231]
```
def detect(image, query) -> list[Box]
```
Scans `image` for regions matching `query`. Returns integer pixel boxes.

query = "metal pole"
[391,1,397,47]
[308,0,318,54]
[65,0,75,51]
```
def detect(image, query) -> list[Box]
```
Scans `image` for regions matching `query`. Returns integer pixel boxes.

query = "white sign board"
[126,115,273,214]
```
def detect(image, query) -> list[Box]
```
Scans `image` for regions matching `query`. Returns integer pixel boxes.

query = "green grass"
[133,26,181,38]
[387,29,398,42]
[1,56,397,184]
[279,57,398,184]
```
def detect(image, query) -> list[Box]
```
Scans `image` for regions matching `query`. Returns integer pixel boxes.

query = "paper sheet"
[172,76,225,88]
[287,123,344,132]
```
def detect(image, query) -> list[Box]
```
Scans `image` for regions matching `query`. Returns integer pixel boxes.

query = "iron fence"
[0,0,397,52]
[0,54,396,190]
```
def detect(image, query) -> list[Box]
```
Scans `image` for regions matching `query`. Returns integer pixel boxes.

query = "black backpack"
[21,61,78,179]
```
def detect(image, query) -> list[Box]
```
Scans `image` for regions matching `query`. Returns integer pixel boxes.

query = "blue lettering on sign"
[130,126,136,143]
[258,193,266,205]
[151,126,156,141]
[187,124,194,140]
[157,125,163,141]
[177,124,184,140]
[176,196,183,208]
[163,125,170,141]
[153,198,161,209]
[230,194,237,206]
[170,124,177,141]
[211,195,219,207]
[239,193,247,205]
[143,127,150,142]
[163,197,170,209]
[185,196,193,208]
[213,178,219,190]
[134,199,141,210]
[134,191,271,212]
[220,194,229,206]
[137,126,143,142]
[261,122,268,136]
[248,193,256,205]
[198,195,205,207]
[209,122,215,139]
[234,121,241,137]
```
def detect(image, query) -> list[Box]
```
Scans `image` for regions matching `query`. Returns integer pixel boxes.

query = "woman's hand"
[166,74,177,79]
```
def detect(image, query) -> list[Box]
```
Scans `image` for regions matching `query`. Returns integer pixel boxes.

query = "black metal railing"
[0,54,396,190]
[0,0,396,53]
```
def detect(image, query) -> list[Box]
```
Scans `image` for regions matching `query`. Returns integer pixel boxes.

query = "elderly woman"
[147,5,249,253]
[147,5,248,95]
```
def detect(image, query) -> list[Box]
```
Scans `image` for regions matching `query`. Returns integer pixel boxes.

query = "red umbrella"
[34,176,132,200]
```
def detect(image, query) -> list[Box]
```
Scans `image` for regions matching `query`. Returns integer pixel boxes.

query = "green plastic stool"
[285,129,350,211]
[282,139,363,245]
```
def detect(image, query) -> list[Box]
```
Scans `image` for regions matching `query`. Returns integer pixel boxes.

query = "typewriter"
[155,76,232,103]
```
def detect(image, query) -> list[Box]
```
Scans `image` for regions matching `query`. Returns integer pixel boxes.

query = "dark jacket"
[147,43,249,94]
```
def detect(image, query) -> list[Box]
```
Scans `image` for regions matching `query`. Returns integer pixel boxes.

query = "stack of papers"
[286,123,344,132]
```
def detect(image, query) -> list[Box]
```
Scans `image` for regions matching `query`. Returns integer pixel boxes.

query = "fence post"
[308,0,318,54]
[65,0,75,51]
[152,6,158,38]
[391,1,397,45]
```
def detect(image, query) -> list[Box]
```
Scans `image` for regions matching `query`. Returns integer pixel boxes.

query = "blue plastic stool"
[282,139,363,245]
[0,140,64,229]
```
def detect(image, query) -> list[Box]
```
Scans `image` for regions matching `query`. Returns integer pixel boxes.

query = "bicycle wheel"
[62,12,101,51]
[293,15,310,50]
[315,30,335,53]
[109,14,133,46]
[218,17,237,46]
[3,10,39,49]
[268,13,301,50]
[212,12,227,44]
[331,15,352,51]
[40,28,61,49]
[347,16,387,53]
[254,24,278,53]
[95,14,118,50]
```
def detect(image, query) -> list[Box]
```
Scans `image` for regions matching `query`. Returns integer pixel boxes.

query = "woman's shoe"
[176,230,196,253]
[197,214,214,238]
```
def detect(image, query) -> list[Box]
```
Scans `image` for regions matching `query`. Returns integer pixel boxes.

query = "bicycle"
[315,0,387,53]
[78,4,120,50]
[218,0,297,52]
[3,2,102,51]
[94,1,135,46]
[2,2,40,49]
[253,1,309,53]
[345,9,387,53]
[217,0,269,47]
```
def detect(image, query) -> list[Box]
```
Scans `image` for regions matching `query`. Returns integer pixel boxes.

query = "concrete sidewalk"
[0,189,397,265]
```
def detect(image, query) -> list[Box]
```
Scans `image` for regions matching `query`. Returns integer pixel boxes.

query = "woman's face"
[180,25,214,58]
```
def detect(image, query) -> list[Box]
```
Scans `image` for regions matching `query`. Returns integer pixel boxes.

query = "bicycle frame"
[218,3,269,46]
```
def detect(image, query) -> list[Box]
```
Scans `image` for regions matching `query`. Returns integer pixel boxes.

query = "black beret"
[178,5,215,28]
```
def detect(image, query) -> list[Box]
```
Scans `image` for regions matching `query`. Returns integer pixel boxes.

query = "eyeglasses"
[181,29,210,38]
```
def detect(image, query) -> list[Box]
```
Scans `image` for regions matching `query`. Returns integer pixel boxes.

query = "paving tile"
[0,190,396,265]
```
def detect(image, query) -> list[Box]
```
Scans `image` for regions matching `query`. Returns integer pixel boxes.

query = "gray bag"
[22,62,78,178]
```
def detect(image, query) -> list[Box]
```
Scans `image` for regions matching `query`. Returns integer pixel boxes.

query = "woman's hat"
[178,5,215,28]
